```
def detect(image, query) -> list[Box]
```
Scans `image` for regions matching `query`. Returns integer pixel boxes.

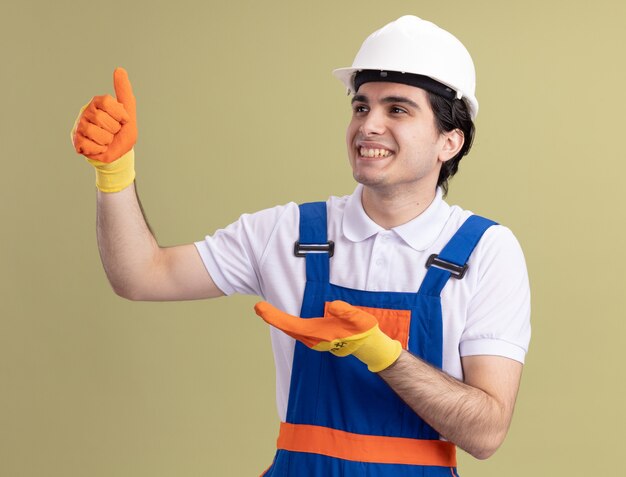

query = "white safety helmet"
[333,15,479,119]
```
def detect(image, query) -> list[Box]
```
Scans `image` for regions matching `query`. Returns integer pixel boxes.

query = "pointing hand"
[254,300,402,372]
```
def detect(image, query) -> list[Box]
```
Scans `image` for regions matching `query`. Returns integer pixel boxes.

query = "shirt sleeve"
[194,203,297,296]
[459,225,531,363]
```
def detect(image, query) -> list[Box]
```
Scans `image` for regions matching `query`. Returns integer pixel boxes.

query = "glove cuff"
[353,325,402,373]
[88,149,136,193]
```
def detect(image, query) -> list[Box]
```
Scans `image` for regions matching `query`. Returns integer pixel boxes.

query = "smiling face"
[346,82,462,198]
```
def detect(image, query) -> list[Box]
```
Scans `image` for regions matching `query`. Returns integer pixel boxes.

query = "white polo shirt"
[195,185,531,421]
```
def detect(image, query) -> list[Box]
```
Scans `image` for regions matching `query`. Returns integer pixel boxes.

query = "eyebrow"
[351,94,420,109]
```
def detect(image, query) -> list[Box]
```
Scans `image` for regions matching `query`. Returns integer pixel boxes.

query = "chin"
[352,172,387,188]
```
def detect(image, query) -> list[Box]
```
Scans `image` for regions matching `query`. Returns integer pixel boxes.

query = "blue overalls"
[262,202,496,477]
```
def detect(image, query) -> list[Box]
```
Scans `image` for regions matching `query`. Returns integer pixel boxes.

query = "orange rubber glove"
[254,300,402,373]
[71,67,138,192]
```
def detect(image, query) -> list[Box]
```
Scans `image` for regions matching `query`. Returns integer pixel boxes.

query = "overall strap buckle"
[425,254,468,279]
[294,241,335,257]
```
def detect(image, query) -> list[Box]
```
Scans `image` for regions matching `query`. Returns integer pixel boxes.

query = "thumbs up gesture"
[71,68,138,192]
[72,68,137,163]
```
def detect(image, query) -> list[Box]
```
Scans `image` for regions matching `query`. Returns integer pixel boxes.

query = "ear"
[439,129,464,163]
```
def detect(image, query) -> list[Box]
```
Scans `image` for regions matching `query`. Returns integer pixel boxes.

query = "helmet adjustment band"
[354,70,458,102]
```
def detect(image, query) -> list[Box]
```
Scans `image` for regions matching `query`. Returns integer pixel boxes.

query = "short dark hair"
[426,93,475,196]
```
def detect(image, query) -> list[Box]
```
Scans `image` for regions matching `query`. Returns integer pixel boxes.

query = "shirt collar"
[342,184,451,251]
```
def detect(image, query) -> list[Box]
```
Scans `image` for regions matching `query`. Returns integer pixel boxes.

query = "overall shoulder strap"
[297,202,332,283]
[418,215,497,296]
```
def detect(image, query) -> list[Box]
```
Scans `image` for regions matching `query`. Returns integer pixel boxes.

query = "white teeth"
[360,147,392,158]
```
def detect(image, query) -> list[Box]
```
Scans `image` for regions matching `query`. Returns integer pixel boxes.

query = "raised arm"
[72,68,223,301]
[96,184,223,301]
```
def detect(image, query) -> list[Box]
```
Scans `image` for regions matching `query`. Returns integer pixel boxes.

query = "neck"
[361,184,438,229]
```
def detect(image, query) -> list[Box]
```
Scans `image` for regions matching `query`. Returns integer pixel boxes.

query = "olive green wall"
[2,0,625,475]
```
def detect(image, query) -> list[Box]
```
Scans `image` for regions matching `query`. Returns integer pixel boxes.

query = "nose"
[359,109,385,136]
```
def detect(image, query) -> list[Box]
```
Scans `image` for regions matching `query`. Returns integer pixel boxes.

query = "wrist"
[353,325,402,373]
[88,149,136,192]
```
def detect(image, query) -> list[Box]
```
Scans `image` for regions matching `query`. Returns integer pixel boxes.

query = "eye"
[352,104,369,114]
[390,106,407,114]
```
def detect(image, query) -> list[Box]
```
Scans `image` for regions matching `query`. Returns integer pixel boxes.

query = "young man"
[72,15,530,476]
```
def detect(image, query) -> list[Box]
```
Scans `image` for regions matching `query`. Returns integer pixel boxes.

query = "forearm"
[96,182,160,299]
[378,351,512,459]
[77,70,216,301]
